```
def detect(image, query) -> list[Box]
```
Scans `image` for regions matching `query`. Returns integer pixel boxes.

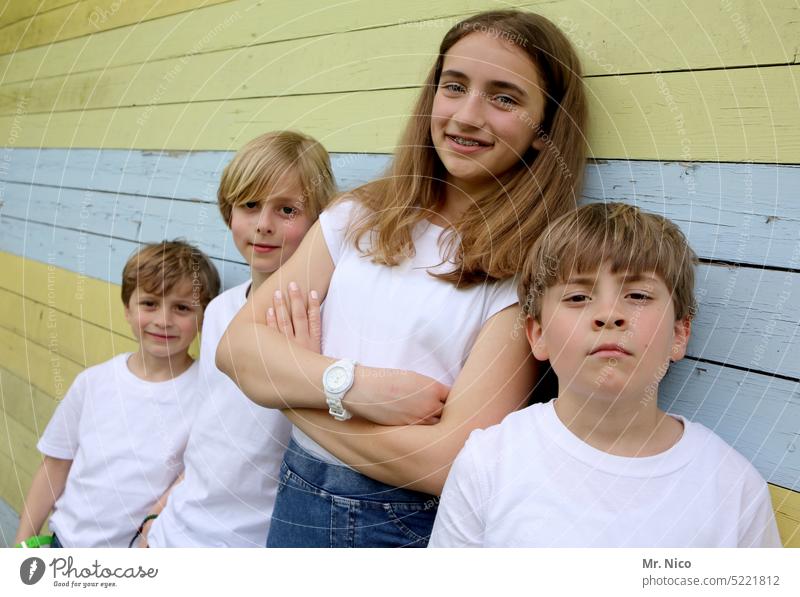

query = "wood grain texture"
[770,484,800,547]
[0,0,231,55]
[2,1,797,85]
[2,64,798,161]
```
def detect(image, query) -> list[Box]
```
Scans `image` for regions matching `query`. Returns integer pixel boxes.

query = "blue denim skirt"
[266,438,439,547]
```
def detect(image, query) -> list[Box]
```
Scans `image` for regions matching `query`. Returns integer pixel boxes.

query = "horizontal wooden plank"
[661,359,799,492]
[0,322,83,399]
[0,287,138,367]
[0,365,59,436]
[0,451,34,515]
[2,65,798,161]
[0,0,76,29]
[4,1,799,119]
[0,412,43,479]
[4,152,797,268]
[583,161,800,270]
[1,1,797,86]
[0,0,231,55]
[0,148,390,199]
[770,484,800,547]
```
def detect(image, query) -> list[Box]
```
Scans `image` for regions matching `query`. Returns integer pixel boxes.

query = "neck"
[432,177,483,227]
[127,349,193,382]
[553,387,683,457]
[251,269,269,291]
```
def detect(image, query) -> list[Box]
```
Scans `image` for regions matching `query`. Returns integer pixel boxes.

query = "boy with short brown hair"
[15,240,220,547]
[430,202,781,547]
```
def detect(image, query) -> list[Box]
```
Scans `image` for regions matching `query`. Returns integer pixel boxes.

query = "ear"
[670,317,692,362]
[525,315,549,361]
[532,134,546,152]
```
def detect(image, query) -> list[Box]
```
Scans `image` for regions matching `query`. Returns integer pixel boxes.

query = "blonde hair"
[121,240,221,309]
[217,130,335,226]
[518,202,698,321]
[349,10,587,288]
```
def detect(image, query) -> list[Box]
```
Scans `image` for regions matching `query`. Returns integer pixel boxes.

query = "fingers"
[273,290,294,337]
[266,307,278,329]
[287,282,309,342]
[308,290,322,348]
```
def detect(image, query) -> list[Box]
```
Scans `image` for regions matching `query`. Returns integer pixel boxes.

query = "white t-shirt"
[147,281,292,547]
[292,199,520,464]
[429,400,782,547]
[38,354,199,547]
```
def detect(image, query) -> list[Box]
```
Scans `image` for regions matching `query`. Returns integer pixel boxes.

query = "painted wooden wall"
[0,0,797,546]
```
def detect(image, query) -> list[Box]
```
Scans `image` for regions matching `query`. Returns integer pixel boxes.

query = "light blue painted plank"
[4,149,798,267]
[583,160,800,270]
[0,148,390,200]
[0,218,249,291]
[661,359,800,491]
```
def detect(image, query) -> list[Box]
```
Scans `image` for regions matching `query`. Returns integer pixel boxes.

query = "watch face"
[326,366,347,391]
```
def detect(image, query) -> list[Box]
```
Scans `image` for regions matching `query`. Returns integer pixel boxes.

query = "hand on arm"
[14,456,72,545]
[283,306,536,495]
[217,219,448,425]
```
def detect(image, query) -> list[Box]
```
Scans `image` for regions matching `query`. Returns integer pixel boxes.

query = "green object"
[15,534,53,548]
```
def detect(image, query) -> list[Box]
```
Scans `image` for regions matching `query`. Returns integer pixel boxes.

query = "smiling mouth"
[146,332,176,341]
[446,134,492,147]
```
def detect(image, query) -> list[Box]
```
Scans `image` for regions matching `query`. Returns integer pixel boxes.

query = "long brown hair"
[349,10,586,287]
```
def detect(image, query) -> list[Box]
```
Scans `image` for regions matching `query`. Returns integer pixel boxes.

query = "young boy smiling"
[429,202,781,547]
[15,241,220,547]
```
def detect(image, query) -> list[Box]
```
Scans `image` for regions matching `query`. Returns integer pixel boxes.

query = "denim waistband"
[282,437,438,504]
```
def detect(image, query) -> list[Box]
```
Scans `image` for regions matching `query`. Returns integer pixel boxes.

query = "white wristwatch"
[322,359,356,421]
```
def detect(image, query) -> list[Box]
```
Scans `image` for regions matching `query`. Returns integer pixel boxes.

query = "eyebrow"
[562,273,659,286]
[439,69,528,98]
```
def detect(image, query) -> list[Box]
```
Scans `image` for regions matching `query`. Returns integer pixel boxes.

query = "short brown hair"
[217,130,335,226]
[518,202,697,321]
[121,240,221,309]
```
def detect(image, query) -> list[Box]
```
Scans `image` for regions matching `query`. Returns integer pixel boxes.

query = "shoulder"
[204,281,250,322]
[682,419,768,488]
[462,404,541,460]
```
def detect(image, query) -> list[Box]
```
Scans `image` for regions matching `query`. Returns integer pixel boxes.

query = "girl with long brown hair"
[218,9,587,547]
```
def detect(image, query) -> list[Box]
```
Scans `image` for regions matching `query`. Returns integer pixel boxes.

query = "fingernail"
[274,290,281,301]
[268,308,275,317]
[310,290,319,300]
[289,281,299,292]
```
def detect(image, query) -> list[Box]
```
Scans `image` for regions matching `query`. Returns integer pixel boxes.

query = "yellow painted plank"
[1,0,797,87]
[0,365,59,438]
[0,252,129,336]
[0,0,76,29]
[2,1,799,117]
[0,451,34,515]
[771,484,800,548]
[0,412,42,479]
[0,287,137,369]
[1,65,798,163]
[0,324,83,399]
[0,0,231,55]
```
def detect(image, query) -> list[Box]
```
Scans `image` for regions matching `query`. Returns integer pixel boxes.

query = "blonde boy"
[15,241,220,547]
[146,130,335,547]
[430,203,781,547]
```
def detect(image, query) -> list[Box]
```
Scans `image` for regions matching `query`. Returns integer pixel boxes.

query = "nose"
[591,298,627,331]
[155,305,173,328]
[256,206,274,235]
[453,89,486,130]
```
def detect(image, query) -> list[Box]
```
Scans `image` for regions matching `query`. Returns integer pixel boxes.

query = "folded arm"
[284,306,536,495]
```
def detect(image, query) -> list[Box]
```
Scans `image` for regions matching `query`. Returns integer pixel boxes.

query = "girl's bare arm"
[217,219,448,426]
[284,305,536,495]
